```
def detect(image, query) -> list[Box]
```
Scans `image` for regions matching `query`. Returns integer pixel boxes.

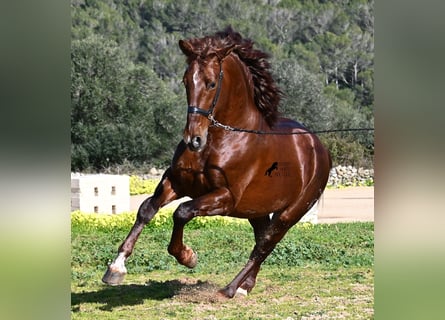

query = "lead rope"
[208,116,374,136]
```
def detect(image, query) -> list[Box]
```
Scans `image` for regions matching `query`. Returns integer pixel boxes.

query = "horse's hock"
[71,173,130,214]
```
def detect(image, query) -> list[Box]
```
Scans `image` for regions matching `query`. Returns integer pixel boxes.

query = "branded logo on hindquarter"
[265,162,295,178]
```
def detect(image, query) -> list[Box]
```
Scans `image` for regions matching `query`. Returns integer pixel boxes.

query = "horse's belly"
[232,198,289,218]
[232,174,302,218]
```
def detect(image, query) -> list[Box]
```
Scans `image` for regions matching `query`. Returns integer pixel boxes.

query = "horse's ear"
[179,40,194,57]
[215,44,237,61]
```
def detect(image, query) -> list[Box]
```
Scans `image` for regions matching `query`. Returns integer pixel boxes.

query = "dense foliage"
[71,0,374,171]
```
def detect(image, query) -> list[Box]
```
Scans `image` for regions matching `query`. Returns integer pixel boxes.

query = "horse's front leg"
[102,173,178,285]
[167,188,233,268]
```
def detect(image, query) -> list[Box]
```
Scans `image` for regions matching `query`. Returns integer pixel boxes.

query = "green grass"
[72,219,374,319]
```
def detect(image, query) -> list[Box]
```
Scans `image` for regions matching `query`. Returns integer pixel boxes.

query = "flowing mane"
[184,26,282,127]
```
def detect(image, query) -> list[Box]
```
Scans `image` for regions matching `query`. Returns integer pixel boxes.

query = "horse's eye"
[207,82,216,90]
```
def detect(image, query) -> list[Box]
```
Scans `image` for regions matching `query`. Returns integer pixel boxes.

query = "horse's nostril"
[191,136,201,149]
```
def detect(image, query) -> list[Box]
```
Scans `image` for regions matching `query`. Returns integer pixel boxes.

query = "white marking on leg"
[235,287,248,297]
[111,252,127,274]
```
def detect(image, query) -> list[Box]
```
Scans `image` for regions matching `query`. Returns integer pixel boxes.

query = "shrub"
[129,176,160,195]
[71,209,249,233]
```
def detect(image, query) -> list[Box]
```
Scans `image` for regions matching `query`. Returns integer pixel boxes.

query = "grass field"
[71,215,373,319]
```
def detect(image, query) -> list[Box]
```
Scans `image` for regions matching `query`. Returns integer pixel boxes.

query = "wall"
[327,165,374,187]
[71,173,130,214]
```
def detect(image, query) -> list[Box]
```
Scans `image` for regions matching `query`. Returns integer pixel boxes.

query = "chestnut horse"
[102,27,331,298]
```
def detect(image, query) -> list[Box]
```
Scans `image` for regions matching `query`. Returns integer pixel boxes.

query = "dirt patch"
[149,278,227,303]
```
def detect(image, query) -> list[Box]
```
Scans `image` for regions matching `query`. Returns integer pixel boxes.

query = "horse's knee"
[173,203,195,225]
[253,225,290,260]
[137,197,157,224]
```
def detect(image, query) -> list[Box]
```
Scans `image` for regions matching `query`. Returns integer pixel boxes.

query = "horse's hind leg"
[102,172,178,285]
[219,217,293,297]
[219,202,313,298]
[236,215,271,295]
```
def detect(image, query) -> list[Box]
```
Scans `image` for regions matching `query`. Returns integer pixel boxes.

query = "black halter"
[187,63,224,119]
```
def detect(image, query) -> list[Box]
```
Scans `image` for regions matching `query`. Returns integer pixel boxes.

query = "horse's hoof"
[102,265,127,285]
[217,287,236,299]
[184,251,198,269]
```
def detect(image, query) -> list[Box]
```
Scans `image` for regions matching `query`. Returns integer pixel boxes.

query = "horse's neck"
[221,90,264,131]
[222,55,266,130]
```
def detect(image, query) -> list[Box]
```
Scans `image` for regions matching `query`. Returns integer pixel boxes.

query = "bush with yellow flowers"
[129,176,160,195]
[71,207,251,233]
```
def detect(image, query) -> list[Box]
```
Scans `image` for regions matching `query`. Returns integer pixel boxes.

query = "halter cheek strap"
[187,64,224,119]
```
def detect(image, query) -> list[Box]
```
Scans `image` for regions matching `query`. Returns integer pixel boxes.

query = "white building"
[71,173,130,214]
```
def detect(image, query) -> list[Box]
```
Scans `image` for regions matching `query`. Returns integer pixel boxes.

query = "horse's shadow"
[71,279,213,312]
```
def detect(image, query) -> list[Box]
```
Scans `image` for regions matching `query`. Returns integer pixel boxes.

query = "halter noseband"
[187,63,224,120]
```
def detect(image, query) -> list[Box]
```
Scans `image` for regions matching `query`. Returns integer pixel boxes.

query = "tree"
[71,34,184,171]
[71,0,374,170]
[273,59,333,131]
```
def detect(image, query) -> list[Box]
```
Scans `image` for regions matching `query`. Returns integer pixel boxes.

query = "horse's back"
[271,117,332,194]
[274,117,330,158]
[274,117,309,132]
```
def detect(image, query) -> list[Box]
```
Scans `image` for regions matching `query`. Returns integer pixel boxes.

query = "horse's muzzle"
[191,136,202,150]
[184,133,207,152]
[183,112,209,152]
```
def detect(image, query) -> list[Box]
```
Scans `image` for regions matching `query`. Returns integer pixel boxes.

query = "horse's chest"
[171,155,210,197]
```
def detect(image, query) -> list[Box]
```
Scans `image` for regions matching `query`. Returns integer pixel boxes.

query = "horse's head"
[179,39,235,152]
[179,27,281,152]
